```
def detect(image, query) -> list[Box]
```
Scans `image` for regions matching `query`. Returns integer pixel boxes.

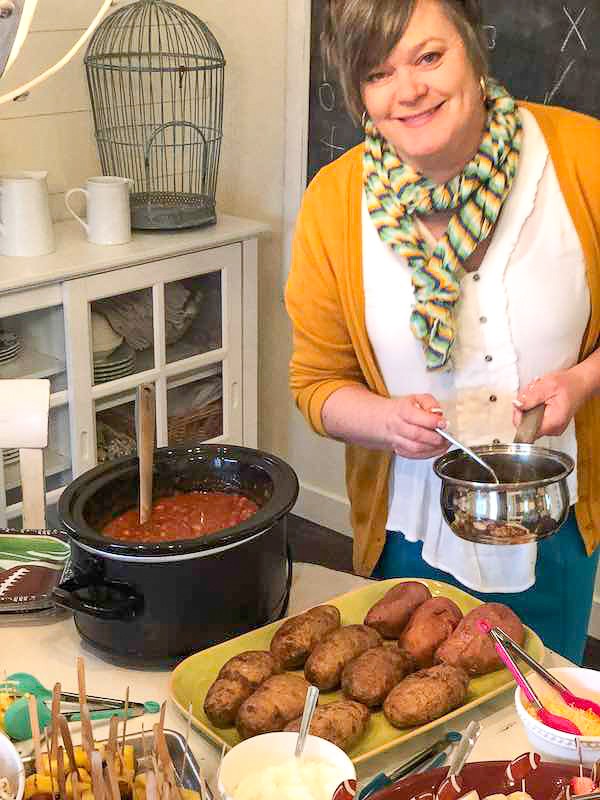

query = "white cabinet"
[0,215,267,528]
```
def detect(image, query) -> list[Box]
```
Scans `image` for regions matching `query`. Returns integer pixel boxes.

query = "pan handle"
[514,404,545,444]
[53,576,143,620]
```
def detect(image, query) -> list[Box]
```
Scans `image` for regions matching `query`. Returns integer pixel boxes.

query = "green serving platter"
[169,577,544,765]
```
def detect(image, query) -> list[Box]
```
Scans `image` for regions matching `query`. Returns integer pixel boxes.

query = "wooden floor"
[287,513,600,669]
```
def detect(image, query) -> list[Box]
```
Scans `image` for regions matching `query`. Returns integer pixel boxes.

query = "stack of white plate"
[2,448,19,466]
[93,342,136,384]
[0,331,22,367]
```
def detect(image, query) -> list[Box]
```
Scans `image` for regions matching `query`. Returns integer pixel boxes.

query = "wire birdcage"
[84,0,225,230]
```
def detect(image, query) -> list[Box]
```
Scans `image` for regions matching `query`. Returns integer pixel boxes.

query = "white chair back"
[0,379,50,529]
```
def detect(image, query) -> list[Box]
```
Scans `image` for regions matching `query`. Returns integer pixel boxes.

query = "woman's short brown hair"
[322,0,489,122]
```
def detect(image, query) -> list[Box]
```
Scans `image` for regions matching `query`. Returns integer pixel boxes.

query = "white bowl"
[218,731,356,800]
[515,666,600,766]
[0,731,25,800]
[91,311,123,358]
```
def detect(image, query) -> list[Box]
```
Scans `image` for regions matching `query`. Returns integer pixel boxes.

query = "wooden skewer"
[91,751,106,800]
[76,658,94,761]
[45,726,56,799]
[51,682,61,763]
[71,772,80,800]
[57,715,80,779]
[76,657,86,708]
[28,694,43,776]
[146,771,159,800]
[158,701,166,734]
[105,760,121,800]
[107,715,119,761]
[80,702,94,764]
[57,745,67,800]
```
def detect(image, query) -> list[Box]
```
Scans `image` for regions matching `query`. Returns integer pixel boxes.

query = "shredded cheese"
[525,691,600,736]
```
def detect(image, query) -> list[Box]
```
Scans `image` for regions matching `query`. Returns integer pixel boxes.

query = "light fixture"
[0,0,112,105]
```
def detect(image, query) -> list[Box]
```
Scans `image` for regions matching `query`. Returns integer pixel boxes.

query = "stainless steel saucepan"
[432,406,574,545]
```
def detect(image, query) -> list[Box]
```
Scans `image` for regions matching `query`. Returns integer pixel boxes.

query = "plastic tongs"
[479,621,600,736]
[358,731,461,800]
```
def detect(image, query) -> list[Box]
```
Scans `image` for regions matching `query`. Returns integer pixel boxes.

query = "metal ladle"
[435,406,546,485]
[435,427,500,484]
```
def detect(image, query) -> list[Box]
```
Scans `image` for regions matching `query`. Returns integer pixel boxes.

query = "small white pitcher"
[65,176,132,245]
[0,171,55,257]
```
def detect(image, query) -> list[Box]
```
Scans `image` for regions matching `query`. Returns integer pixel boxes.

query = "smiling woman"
[285,0,600,664]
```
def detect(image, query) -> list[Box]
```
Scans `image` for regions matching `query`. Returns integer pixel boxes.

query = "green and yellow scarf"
[363,80,522,371]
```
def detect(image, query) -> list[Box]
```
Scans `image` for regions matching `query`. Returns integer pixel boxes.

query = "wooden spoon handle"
[514,404,545,444]
[137,383,155,525]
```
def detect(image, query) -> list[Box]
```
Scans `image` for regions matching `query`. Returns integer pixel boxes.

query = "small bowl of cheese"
[515,666,600,766]
[218,731,356,800]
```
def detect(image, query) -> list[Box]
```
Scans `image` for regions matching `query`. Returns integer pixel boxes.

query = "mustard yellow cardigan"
[286,102,600,577]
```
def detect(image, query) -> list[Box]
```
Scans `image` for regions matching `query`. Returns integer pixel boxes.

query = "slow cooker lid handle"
[52,577,142,620]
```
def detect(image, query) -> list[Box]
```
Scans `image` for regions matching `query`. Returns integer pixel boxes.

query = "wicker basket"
[167,398,222,445]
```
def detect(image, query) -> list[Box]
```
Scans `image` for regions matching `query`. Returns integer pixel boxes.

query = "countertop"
[1,562,568,792]
[0,215,270,295]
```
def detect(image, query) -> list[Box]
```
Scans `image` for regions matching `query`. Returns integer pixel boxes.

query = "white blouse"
[362,108,590,592]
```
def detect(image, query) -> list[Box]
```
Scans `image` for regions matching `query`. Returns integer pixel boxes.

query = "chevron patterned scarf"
[363,80,522,371]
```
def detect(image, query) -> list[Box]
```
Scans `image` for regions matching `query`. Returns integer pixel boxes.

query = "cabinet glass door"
[91,289,155,385]
[95,391,137,464]
[166,368,223,447]
[0,306,67,394]
[165,273,222,364]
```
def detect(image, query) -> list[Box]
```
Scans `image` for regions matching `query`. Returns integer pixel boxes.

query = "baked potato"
[341,645,415,707]
[383,664,469,728]
[284,700,370,752]
[218,650,280,685]
[398,597,463,669]
[203,650,280,727]
[236,673,310,739]
[304,624,382,690]
[364,581,432,638]
[204,676,254,728]
[270,605,341,669]
[435,602,525,676]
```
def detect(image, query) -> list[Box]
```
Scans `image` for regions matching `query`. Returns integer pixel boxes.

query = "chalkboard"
[307,1,600,183]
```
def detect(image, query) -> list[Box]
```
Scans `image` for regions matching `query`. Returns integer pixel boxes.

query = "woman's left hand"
[513,367,590,437]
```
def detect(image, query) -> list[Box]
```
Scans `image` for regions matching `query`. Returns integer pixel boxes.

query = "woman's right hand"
[383,394,450,459]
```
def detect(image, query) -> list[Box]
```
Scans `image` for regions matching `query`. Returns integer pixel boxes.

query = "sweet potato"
[284,700,370,752]
[383,664,469,728]
[435,602,525,676]
[270,605,341,669]
[304,624,382,690]
[364,581,432,638]
[341,646,415,707]
[398,597,463,669]
[236,673,310,739]
[203,650,280,727]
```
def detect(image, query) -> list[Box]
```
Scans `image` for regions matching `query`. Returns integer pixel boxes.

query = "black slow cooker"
[54,445,299,665]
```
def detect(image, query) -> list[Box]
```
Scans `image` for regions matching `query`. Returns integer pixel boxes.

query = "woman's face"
[361,0,485,179]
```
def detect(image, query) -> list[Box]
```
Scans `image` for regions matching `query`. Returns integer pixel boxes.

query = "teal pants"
[372,510,599,664]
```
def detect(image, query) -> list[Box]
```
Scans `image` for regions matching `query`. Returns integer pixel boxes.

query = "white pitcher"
[0,171,55,257]
[65,176,132,245]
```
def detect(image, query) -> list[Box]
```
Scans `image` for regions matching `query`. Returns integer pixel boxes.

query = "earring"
[479,76,487,103]
[361,110,368,128]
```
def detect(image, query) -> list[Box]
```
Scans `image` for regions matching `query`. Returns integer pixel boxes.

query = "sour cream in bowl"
[218,732,356,800]
[0,731,25,800]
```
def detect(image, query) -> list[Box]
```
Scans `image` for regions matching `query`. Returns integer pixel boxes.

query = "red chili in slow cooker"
[102,491,260,541]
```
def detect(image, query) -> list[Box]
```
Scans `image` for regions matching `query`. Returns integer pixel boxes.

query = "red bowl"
[373,760,590,800]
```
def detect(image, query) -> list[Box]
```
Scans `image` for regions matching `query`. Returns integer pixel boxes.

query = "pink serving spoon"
[477,620,582,736]
[482,621,600,718]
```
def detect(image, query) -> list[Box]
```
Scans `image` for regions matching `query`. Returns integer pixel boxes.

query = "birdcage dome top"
[85,0,225,72]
